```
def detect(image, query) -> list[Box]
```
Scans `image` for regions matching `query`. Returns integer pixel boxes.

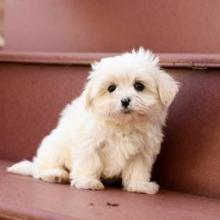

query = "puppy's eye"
[108,84,116,93]
[134,82,145,92]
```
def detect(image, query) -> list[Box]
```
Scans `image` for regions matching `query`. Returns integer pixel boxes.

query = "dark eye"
[108,84,116,93]
[134,82,145,92]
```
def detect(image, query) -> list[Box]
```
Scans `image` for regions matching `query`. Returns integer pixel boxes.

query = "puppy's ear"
[157,71,179,107]
[83,61,102,109]
[83,79,94,109]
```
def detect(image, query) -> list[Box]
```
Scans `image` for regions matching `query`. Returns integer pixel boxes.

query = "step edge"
[1,52,220,68]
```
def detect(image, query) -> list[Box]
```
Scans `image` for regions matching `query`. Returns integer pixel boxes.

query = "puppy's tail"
[7,160,33,176]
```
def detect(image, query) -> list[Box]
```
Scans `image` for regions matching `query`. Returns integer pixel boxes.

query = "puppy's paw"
[125,181,159,194]
[71,177,104,190]
[38,168,69,183]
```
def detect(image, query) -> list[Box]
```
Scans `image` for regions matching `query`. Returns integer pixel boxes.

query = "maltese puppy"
[8,48,179,194]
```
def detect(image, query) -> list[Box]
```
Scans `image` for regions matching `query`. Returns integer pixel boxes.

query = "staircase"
[0,1,220,219]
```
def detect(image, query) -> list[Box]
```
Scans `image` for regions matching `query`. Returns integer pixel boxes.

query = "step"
[1,161,220,220]
[0,52,220,199]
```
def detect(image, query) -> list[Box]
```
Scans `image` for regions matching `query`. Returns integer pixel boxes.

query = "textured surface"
[1,161,220,220]
[153,68,220,198]
[0,63,87,161]
[2,0,220,53]
[0,62,220,198]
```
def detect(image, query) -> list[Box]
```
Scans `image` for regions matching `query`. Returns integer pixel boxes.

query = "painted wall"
[2,0,220,53]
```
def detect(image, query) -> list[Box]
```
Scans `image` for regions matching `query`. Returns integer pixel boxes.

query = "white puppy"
[8,48,179,194]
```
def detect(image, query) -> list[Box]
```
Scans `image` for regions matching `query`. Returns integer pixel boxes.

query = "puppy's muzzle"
[121,97,131,108]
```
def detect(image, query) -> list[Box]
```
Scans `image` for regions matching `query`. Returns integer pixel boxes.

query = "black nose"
[121,97,131,108]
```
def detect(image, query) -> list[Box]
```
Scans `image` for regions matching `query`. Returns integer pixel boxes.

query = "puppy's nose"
[121,97,131,108]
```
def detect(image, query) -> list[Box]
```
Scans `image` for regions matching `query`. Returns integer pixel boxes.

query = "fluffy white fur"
[8,48,179,194]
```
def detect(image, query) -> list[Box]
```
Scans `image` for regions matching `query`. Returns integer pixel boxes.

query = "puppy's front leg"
[70,145,104,190]
[122,154,159,194]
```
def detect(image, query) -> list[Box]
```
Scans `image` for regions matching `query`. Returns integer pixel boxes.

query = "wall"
[2,0,220,53]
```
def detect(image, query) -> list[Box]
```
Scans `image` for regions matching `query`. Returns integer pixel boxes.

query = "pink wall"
[2,0,220,53]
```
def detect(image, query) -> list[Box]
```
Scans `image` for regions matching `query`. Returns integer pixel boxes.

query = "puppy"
[8,48,179,194]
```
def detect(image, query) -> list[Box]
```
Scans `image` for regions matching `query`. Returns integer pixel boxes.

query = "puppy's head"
[83,48,179,124]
